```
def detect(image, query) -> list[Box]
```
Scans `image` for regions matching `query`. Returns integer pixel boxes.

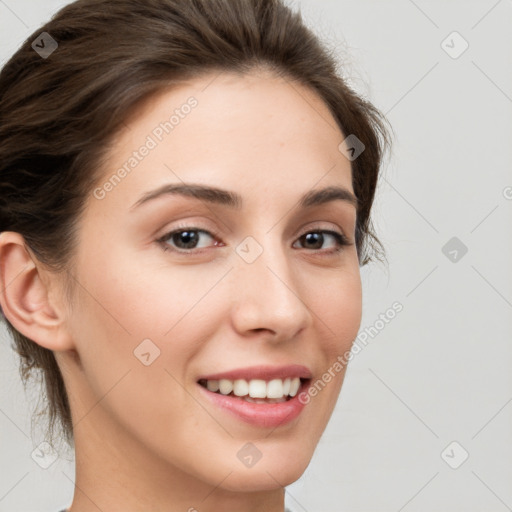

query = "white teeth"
[282,378,291,396]
[289,377,300,397]
[219,379,233,395]
[233,379,249,397]
[249,379,267,398]
[206,380,219,392]
[267,379,284,399]
[202,376,303,399]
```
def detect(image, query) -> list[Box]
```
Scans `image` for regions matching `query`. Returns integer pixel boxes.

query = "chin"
[217,448,313,492]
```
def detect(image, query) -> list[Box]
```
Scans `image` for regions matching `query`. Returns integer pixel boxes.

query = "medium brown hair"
[0,0,391,448]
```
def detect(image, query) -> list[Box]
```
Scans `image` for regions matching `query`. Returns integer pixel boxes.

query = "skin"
[0,68,362,512]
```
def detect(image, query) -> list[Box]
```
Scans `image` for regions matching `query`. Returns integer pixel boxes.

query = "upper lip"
[197,364,312,382]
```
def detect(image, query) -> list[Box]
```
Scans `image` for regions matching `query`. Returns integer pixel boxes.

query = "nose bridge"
[230,231,312,337]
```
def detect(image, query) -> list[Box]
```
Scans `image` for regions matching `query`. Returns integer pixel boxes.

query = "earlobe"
[0,231,74,351]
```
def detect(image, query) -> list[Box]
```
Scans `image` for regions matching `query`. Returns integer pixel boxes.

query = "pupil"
[175,230,198,248]
[304,232,322,249]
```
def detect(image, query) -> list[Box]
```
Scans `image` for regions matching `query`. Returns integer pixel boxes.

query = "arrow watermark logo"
[235,236,264,264]
[442,236,468,263]
[441,441,469,469]
[31,32,58,59]
[133,338,161,366]
[338,134,365,162]
[31,441,58,469]
[441,31,469,59]
[236,442,262,468]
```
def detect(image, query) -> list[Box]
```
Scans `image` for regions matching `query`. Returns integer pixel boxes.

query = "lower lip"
[197,381,310,428]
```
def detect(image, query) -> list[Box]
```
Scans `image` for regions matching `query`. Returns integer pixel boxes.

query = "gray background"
[1,1,511,511]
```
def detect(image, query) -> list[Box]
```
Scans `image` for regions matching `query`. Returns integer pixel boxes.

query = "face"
[58,69,362,492]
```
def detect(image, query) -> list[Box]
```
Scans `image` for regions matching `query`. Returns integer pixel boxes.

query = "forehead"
[92,69,354,212]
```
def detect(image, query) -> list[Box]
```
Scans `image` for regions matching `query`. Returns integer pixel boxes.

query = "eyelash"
[156,224,353,256]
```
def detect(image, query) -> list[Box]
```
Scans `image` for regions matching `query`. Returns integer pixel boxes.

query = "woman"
[0,0,390,510]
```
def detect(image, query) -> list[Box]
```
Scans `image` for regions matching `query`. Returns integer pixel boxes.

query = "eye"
[157,226,352,255]
[293,229,352,254]
[157,226,220,253]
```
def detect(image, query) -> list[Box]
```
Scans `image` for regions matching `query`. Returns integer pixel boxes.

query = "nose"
[229,239,313,342]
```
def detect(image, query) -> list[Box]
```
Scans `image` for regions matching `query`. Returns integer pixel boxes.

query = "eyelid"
[158,220,348,241]
[156,219,219,240]
[296,221,346,238]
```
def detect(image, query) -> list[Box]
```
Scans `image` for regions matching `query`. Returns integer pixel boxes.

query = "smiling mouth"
[197,377,308,403]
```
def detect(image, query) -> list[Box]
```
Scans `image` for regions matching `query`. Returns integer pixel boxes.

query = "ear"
[0,231,74,351]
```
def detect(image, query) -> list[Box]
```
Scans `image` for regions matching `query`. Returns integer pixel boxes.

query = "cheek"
[75,241,223,339]
[306,267,362,413]
[66,251,221,457]
[68,245,233,396]
[312,266,362,353]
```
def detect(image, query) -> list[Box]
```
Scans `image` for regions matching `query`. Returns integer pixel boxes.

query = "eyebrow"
[130,183,359,211]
